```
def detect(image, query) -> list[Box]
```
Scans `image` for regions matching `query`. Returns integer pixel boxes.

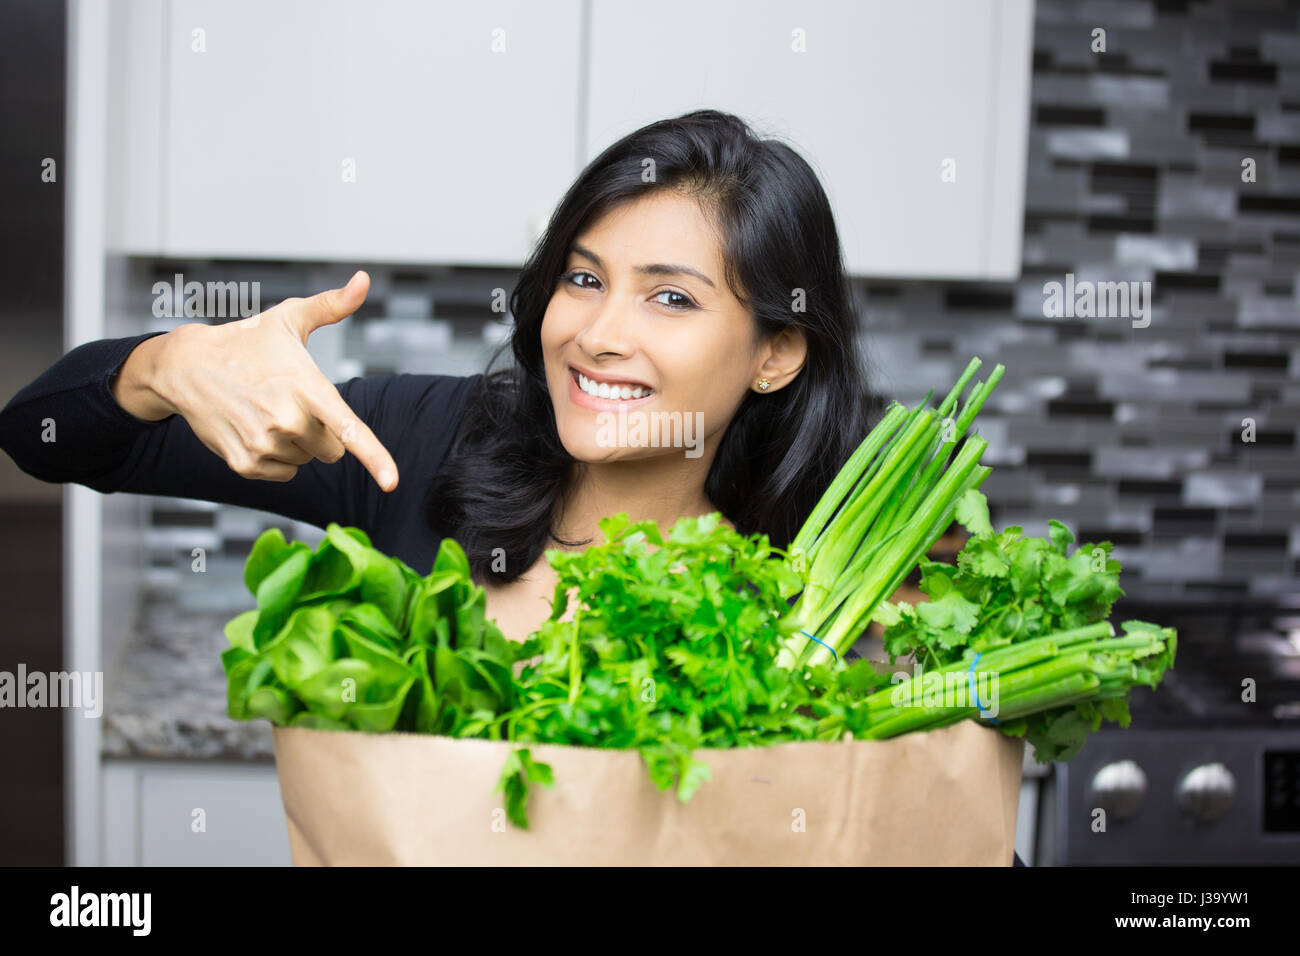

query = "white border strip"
[65,0,109,867]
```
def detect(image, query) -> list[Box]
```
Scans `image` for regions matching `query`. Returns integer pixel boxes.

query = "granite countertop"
[102,586,274,761]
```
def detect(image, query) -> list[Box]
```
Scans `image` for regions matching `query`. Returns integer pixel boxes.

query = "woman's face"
[541,190,796,464]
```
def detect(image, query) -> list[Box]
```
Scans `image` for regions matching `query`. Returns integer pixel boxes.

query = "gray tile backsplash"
[123,0,1299,618]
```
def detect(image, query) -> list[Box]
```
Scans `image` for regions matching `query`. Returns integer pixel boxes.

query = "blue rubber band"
[799,630,838,662]
[968,651,1000,725]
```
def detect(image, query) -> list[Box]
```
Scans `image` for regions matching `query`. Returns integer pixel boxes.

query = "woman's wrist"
[110,326,193,422]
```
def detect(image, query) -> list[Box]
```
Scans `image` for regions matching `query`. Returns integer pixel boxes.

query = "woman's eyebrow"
[571,243,716,289]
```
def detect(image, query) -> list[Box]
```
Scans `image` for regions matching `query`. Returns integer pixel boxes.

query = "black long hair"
[424,109,877,584]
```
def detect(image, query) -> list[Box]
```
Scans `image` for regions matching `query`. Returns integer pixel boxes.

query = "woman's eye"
[560,271,694,311]
[561,270,600,290]
[653,289,696,311]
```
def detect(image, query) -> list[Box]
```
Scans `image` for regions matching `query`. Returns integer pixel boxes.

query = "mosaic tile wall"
[128,0,1300,618]
[864,0,1300,608]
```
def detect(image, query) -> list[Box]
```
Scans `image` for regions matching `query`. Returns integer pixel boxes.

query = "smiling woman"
[0,108,880,648]
[426,109,879,637]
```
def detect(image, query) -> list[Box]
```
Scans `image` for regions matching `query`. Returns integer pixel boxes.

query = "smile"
[569,366,654,401]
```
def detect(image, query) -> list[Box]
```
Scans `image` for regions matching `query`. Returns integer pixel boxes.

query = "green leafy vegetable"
[863,491,1177,760]
[221,525,529,738]
[495,513,815,800]
[496,748,554,830]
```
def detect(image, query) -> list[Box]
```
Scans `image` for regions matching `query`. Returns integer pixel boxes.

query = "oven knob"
[1176,763,1235,824]
[1088,760,1147,821]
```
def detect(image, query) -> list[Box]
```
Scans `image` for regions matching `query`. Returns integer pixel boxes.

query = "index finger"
[301,377,399,492]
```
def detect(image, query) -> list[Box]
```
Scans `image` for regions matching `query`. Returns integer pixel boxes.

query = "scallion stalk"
[798,436,991,666]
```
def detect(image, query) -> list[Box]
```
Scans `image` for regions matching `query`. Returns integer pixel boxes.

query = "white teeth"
[575,371,652,401]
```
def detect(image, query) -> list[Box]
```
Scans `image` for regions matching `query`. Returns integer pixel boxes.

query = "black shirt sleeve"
[0,330,477,535]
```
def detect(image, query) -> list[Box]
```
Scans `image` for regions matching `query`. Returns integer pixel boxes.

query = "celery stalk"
[982,674,1103,722]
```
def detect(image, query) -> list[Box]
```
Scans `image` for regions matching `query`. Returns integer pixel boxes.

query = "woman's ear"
[752,325,808,393]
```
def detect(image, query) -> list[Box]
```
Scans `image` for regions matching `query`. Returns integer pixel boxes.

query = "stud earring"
[757,378,771,391]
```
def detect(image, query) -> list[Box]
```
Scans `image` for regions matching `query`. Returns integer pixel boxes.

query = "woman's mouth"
[567,365,656,410]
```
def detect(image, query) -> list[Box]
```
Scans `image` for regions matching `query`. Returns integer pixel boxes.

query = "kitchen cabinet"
[102,760,290,866]
[106,0,1031,278]
[107,0,583,265]
[583,0,1033,280]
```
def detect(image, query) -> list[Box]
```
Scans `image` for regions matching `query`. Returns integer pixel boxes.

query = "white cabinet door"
[155,0,582,264]
[103,760,291,866]
[583,0,1033,280]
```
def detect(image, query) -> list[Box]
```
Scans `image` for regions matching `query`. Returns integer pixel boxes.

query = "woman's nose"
[576,300,636,358]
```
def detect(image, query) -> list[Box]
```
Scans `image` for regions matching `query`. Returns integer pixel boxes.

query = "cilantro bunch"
[865,489,1177,761]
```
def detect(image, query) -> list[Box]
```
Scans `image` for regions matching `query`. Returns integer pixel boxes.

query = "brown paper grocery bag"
[271,719,1023,865]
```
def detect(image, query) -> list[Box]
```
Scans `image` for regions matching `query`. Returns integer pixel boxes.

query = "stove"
[1042,598,1300,865]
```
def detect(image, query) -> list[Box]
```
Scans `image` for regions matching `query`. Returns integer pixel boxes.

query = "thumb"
[296,270,370,340]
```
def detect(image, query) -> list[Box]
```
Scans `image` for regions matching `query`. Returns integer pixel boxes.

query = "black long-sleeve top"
[0,330,481,573]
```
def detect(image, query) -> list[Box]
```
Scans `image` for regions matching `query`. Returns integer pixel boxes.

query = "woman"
[1,108,1030,865]
[0,109,875,644]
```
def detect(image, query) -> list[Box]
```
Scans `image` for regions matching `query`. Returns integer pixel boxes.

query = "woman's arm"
[109,328,178,422]
[1,331,167,485]
[0,328,401,531]
[0,273,428,534]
